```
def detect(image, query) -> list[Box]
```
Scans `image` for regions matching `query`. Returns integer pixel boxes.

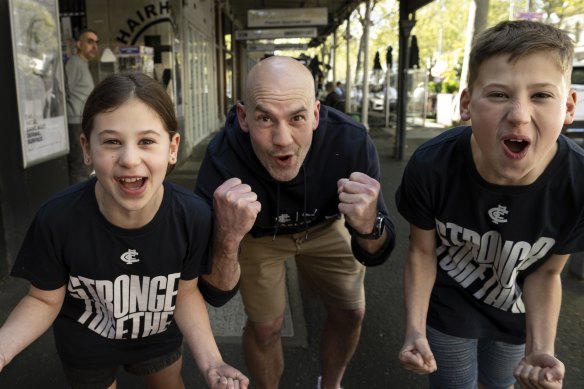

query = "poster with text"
[9,0,69,168]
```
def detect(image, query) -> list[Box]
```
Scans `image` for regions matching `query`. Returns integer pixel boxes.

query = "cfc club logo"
[488,205,509,225]
[120,249,140,265]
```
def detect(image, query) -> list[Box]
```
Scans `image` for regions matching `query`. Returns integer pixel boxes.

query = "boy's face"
[460,52,577,185]
[80,98,179,227]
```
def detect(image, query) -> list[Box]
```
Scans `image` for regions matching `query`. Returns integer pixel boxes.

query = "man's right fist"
[213,178,261,243]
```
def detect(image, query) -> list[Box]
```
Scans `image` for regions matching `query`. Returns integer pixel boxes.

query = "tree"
[353,1,381,85]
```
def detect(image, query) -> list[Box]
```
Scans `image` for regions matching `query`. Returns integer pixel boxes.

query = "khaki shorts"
[239,217,366,322]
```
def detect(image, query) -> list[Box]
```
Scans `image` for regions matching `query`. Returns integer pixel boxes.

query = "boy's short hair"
[468,20,574,93]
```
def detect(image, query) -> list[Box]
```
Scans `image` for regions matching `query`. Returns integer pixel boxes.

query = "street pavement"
[0,118,583,388]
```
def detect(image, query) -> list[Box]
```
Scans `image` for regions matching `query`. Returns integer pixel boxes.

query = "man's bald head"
[245,56,316,107]
[235,55,320,182]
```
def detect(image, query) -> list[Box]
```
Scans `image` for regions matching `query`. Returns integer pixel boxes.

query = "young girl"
[0,73,249,389]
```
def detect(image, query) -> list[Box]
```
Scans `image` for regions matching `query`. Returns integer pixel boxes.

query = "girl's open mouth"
[119,177,146,190]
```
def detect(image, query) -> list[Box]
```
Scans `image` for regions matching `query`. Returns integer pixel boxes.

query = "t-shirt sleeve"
[11,211,69,290]
[395,153,437,230]
[553,212,584,254]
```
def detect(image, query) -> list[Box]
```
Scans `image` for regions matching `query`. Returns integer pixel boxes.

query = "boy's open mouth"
[119,177,146,190]
[504,139,529,154]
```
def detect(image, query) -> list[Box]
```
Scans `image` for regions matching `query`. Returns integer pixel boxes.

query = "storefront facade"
[0,0,238,275]
[0,0,362,275]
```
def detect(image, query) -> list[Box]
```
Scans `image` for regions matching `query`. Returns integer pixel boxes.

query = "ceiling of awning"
[226,1,435,47]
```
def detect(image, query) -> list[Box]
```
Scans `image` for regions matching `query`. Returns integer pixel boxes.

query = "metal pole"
[360,0,371,129]
[332,30,337,84]
[396,5,416,160]
[345,19,352,114]
[385,71,390,127]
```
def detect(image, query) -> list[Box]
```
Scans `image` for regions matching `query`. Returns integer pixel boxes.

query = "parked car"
[350,84,397,112]
[563,62,584,146]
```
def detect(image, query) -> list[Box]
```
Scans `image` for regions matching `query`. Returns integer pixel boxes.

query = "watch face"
[373,215,384,238]
[350,213,386,240]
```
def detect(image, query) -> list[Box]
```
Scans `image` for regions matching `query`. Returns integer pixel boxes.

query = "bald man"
[196,56,395,389]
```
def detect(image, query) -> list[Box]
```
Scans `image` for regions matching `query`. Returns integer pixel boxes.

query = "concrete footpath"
[0,120,583,388]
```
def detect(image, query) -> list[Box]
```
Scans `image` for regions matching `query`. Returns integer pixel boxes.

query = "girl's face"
[81,98,179,228]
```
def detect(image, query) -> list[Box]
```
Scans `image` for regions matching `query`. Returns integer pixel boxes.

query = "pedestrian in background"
[396,20,580,389]
[335,81,345,98]
[65,29,98,184]
[323,81,345,112]
[195,56,395,389]
[0,74,249,389]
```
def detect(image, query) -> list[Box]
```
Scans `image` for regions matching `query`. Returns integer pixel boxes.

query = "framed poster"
[9,0,69,168]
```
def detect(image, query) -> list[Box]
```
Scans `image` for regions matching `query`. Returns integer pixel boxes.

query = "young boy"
[0,74,248,389]
[396,20,579,389]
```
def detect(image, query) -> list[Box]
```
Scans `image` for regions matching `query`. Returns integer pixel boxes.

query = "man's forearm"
[355,228,389,255]
[202,233,241,291]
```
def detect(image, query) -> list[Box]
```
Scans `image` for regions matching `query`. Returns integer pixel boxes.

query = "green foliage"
[441,78,460,93]
[428,81,441,93]
[325,0,584,90]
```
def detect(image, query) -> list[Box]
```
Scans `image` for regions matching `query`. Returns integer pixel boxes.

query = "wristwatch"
[349,212,386,240]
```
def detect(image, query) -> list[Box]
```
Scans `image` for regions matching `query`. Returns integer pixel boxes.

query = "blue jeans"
[427,326,525,389]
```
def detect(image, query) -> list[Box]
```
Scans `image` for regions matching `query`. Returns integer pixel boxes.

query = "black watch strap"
[348,212,386,240]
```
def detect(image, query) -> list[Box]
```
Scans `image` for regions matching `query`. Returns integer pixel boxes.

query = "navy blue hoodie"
[195,105,395,266]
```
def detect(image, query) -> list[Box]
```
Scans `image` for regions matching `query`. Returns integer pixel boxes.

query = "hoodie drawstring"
[273,183,281,241]
[303,165,309,241]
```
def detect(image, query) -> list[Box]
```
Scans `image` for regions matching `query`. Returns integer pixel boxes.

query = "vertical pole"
[345,19,352,114]
[332,29,337,84]
[360,0,371,129]
[216,3,226,116]
[385,70,390,127]
[396,4,415,160]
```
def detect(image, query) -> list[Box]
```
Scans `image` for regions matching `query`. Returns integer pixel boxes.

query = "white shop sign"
[247,7,327,27]
[247,43,309,52]
[235,27,317,40]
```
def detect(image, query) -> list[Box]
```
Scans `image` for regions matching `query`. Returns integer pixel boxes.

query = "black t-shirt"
[12,178,212,367]
[396,126,584,343]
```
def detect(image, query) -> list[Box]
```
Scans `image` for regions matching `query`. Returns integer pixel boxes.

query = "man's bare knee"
[327,307,365,330]
[245,315,285,346]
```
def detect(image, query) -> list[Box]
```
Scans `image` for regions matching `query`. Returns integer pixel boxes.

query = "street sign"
[235,27,317,40]
[247,43,309,52]
[248,7,327,27]
[516,11,544,21]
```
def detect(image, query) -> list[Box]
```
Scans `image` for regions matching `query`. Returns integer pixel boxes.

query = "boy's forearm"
[0,287,64,366]
[523,266,564,355]
[175,280,224,371]
[404,251,437,336]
